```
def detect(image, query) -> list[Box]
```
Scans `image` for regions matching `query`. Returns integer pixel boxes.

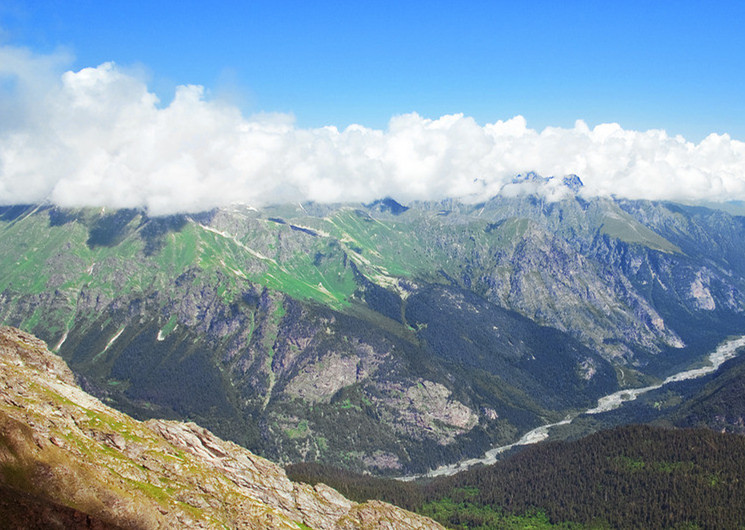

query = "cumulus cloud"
[1,45,745,215]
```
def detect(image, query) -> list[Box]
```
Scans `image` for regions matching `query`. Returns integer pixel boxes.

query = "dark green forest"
[288,425,745,529]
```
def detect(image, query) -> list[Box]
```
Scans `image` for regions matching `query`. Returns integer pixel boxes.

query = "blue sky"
[2,1,745,212]
[3,0,744,141]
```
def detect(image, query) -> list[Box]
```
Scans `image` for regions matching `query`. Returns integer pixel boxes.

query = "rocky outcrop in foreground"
[0,326,442,529]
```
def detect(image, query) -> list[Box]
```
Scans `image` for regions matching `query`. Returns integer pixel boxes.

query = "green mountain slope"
[669,353,745,433]
[1,190,745,473]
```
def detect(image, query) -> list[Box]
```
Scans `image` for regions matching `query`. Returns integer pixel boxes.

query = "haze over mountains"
[2,182,745,476]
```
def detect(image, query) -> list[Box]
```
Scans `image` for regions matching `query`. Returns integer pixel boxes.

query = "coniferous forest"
[288,425,745,529]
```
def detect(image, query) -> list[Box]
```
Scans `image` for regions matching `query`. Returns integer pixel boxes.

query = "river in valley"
[401,334,745,481]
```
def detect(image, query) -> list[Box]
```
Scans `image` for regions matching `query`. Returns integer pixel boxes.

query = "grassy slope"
[4,201,742,477]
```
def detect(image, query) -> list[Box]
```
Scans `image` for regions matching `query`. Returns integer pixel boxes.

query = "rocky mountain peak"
[562,174,584,192]
[365,197,410,215]
[510,171,584,194]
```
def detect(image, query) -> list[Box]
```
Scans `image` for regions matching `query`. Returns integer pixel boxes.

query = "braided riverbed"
[401,335,745,481]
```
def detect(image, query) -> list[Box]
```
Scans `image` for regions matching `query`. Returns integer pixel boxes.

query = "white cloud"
[2,45,745,214]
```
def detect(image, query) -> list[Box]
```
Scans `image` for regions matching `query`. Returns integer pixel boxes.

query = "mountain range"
[2,177,745,474]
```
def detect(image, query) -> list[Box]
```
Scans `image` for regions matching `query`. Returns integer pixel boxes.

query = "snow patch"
[157,324,177,341]
[104,328,124,351]
[292,224,331,237]
[315,283,333,297]
[192,220,278,264]
[52,330,68,351]
[92,327,125,361]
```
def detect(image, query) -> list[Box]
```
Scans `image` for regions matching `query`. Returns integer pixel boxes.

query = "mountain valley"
[2,179,745,474]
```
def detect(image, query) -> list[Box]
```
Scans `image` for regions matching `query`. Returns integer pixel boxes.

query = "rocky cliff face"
[0,326,442,529]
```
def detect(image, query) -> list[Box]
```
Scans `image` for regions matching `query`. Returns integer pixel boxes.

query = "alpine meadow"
[3,3,745,529]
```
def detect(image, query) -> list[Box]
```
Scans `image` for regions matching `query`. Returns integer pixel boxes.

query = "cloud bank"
[1,46,745,215]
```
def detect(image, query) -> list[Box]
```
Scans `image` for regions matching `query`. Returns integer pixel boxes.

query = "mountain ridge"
[0,325,443,529]
[1,192,744,473]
